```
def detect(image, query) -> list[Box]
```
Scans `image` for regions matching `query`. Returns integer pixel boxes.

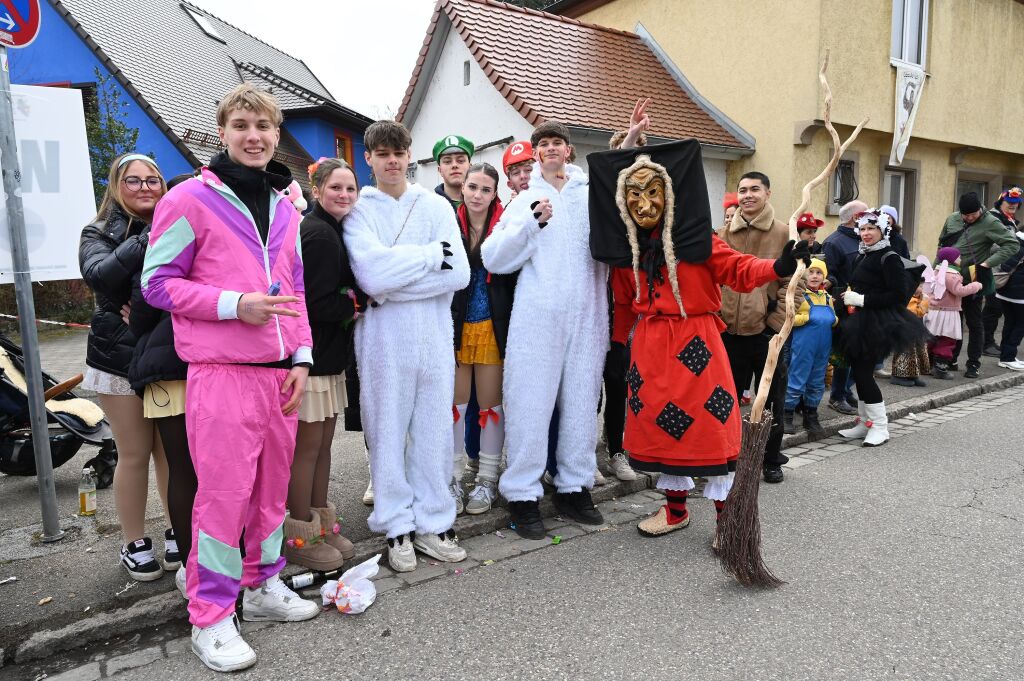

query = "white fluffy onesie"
[481,164,609,502]
[343,183,470,538]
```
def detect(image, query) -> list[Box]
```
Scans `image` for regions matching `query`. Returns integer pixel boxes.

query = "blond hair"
[614,155,684,317]
[216,84,283,128]
[92,154,166,223]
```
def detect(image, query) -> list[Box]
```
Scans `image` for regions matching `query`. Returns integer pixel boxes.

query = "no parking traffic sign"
[0,0,40,49]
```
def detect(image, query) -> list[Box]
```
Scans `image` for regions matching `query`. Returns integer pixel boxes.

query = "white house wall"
[407,26,534,204]
[405,24,728,221]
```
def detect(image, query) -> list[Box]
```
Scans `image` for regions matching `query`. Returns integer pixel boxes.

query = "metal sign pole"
[0,46,64,542]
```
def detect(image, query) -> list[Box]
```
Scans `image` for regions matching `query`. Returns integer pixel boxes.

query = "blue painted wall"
[8,1,193,179]
[285,118,371,187]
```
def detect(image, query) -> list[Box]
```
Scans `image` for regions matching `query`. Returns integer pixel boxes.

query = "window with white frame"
[890,0,929,67]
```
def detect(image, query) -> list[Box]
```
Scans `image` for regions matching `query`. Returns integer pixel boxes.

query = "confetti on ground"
[0,576,17,586]
[85,547,95,553]
[495,530,505,539]
[551,536,562,545]
[84,606,91,613]
[115,581,137,596]
[509,523,517,530]
[454,569,464,576]
[429,561,439,566]
[38,597,52,606]
[482,560,495,566]
[630,504,643,508]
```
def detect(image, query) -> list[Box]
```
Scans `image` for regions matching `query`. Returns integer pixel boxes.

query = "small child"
[784,258,836,439]
[925,247,983,379]
[890,282,931,386]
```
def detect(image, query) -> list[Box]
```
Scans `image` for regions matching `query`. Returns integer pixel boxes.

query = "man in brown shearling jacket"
[717,171,801,483]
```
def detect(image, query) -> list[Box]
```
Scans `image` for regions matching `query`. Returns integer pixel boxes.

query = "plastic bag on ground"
[320,554,381,614]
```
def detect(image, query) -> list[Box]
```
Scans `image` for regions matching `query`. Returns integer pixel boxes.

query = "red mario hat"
[796,212,825,231]
[502,141,533,172]
[722,192,739,209]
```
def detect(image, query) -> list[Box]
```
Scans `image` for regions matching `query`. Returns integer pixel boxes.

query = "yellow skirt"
[456,320,502,366]
[298,373,347,423]
[143,380,187,419]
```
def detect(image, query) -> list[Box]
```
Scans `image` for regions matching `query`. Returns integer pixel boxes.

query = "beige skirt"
[143,380,187,419]
[298,373,347,423]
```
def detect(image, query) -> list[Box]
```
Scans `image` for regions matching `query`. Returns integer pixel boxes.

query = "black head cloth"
[588,138,712,267]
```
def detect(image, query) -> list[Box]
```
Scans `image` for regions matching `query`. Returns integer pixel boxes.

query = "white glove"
[843,291,865,308]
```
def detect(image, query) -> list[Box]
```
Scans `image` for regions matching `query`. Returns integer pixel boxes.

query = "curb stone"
[9,473,655,665]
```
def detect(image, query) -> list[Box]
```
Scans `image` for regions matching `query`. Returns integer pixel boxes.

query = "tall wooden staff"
[717,51,869,588]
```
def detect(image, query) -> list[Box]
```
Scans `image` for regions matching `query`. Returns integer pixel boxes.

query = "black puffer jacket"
[79,204,149,376]
[997,232,1024,302]
[300,202,363,376]
[127,270,186,395]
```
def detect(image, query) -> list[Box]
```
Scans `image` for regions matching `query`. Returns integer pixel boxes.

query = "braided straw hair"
[614,155,684,317]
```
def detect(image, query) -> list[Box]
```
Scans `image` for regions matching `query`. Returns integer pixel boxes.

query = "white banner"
[889,63,925,166]
[0,84,95,283]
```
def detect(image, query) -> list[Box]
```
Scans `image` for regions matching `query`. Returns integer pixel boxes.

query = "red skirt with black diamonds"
[625,312,740,477]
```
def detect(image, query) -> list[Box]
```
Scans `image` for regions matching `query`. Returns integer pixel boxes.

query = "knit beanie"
[936,246,960,264]
[959,192,983,214]
[807,258,828,279]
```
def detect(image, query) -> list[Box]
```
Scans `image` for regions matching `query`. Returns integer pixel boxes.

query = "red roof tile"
[398,0,748,149]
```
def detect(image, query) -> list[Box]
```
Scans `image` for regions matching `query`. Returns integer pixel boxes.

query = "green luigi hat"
[432,134,474,163]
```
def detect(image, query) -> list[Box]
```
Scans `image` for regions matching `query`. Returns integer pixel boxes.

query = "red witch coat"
[612,235,778,477]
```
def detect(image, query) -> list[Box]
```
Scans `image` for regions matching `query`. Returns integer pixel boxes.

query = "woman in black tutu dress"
[836,208,925,446]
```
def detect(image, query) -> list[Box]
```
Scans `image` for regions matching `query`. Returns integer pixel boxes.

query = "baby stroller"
[0,333,116,486]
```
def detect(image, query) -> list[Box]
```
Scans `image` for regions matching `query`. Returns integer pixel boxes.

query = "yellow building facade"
[565,0,1024,253]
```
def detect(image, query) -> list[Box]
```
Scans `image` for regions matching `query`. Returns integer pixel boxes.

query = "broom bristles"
[717,412,786,588]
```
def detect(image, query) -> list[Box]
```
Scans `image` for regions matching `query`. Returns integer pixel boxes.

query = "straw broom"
[717,51,868,588]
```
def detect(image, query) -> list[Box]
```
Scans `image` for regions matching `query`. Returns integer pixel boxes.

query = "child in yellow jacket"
[785,259,836,438]
[890,282,930,386]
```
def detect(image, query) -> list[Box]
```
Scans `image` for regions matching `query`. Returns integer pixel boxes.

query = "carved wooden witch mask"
[588,138,712,267]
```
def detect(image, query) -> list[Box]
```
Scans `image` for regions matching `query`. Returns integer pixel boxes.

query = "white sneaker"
[362,478,374,505]
[594,468,608,486]
[413,529,467,562]
[241,574,320,622]
[191,613,256,672]
[465,480,496,515]
[609,452,637,481]
[175,566,188,600]
[998,359,1024,371]
[388,533,417,573]
[449,478,465,515]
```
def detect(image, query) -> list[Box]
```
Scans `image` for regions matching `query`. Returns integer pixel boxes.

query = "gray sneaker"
[465,480,496,515]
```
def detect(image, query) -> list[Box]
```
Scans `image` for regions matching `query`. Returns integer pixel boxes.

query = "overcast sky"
[191,0,437,119]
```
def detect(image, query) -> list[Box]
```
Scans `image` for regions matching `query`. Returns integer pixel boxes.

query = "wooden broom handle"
[750,51,868,422]
[43,373,83,402]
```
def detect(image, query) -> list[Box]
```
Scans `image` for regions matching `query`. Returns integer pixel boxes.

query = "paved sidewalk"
[3,330,1024,669]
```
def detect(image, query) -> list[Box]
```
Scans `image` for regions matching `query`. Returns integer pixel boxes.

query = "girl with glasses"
[79,153,175,582]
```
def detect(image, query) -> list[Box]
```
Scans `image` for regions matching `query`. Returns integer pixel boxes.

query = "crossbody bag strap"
[390,195,420,247]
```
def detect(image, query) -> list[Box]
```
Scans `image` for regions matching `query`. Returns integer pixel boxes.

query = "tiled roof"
[398,0,749,149]
[52,0,365,167]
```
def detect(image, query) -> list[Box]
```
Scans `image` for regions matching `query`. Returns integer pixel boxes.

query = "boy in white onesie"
[482,122,609,538]
[343,121,470,572]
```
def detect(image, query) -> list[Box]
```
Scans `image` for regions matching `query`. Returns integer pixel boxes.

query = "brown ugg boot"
[312,503,355,560]
[283,512,344,571]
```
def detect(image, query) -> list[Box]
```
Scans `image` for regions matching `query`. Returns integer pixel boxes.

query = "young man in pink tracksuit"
[143,84,319,673]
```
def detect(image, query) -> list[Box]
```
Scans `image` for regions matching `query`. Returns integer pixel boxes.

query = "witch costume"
[588,140,805,538]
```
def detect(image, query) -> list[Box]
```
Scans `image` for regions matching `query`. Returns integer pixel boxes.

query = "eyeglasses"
[122,176,162,191]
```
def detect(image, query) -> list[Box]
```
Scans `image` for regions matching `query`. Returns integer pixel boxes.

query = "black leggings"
[156,414,197,563]
[603,342,628,454]
[850,356,884,405]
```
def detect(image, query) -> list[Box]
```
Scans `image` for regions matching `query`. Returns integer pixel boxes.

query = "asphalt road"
[19,387,1022,680]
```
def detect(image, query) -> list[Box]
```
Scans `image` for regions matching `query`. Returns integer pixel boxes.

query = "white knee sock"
[453,403,468,477]
[477,406,504,482]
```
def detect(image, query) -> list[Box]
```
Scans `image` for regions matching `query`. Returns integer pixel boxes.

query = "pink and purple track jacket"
[141,167,312,365]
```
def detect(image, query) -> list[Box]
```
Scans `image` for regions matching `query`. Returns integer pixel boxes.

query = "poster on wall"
[889,63,925,166]
[0,84,95,283]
